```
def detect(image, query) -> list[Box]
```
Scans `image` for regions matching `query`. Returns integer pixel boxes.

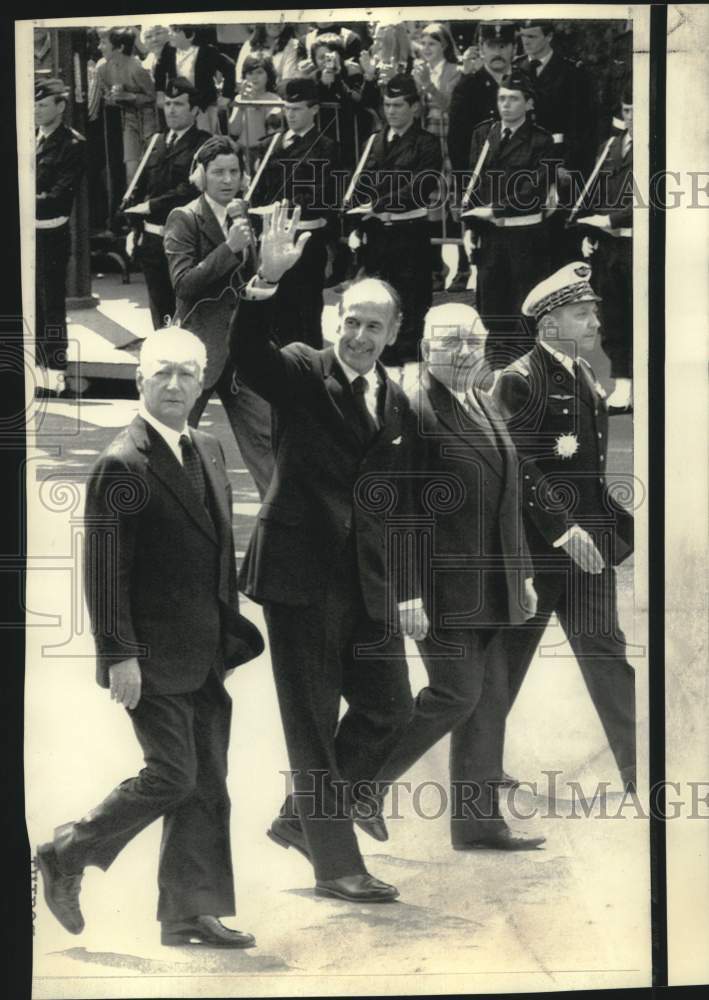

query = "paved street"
[27,270,650,997]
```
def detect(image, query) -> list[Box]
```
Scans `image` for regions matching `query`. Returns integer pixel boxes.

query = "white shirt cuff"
[552,528,574,548]
[398,598,423,612]
[243,276,278,300]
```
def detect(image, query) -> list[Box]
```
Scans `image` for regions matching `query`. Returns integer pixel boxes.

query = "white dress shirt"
[139,404,190,465]
[334,346,381,426]
[165,124,192,146]
[175,45,199,85]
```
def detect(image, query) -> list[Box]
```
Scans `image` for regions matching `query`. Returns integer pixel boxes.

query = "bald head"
[422,302,489,391]
[138,326,206,379]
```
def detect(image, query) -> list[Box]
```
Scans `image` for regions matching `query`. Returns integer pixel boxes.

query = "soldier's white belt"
[295,217,327,231]
[143,222,165,236]
[365,208,429,224]
[552,133,564,143]
[36,216,69,229]
[494,213,544,227]
[608,227,632,238]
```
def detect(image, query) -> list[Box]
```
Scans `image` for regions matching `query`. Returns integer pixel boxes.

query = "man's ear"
[420,338,431,362]
[135,369,144,394]
[386,318,401,346]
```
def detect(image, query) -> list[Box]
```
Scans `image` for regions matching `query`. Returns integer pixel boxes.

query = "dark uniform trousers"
[52,665,235,922]
[593,234,632,379]
[477,222,552,370]
[265,541,412,881]
[361,217,432,365]
[36,224,72,370]
[500,562,636,784]
[135,232,176,330]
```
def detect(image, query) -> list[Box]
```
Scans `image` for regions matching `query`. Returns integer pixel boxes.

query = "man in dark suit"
[354,302,544,851]
[249,77,339,350]
[164,135,274,499]
[230,202,427,903]
[576,86,633,412]
[34,78,86,376]
[463,69,556,369]
[157,25,236,134]
[353,74,442,366]
[36,327,263,947]
[491,262,636,791]
[124,78,210,329]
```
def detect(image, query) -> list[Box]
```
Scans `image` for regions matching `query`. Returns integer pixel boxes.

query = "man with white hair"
[36,327,263,949]
[359,300,546,851]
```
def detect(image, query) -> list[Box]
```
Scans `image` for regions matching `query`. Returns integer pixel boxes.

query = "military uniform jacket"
[514,51,598,176]
[447,67,501,172]
[355,122,442,214]
[230,295,420,620]
[249,126,339,225]
[468,117,555,217]
[413,371,535,627]
[493,341,634,565]
[36,123,86,220]
[131,124,211,226]
[582,132,633,230]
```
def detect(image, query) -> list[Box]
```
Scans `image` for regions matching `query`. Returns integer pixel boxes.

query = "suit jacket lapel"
[197,193,227,250]
[165,124,198,161]
[374,366,403,445]
[426,373,503,478]
[129,417,219,545]
[495,119,530,164]
[322,350,367,451]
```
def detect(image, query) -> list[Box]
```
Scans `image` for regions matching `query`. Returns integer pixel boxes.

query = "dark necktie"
[499,126,512,149]
[351,375,378,442]
[179,433,208,508]
[166,130,176,149]
[388,131,400,150]
[529,59,542,76]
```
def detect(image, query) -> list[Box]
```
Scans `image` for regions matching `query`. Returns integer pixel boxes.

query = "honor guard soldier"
[249,77,338,349]
[463,69,555,368]
[352,74,442,366]
[492,262,636,793]
[448,21,517,291]
[576,84,633,412]
[124,78,211,329]
[34,78,86,374]
[516,20,599,181]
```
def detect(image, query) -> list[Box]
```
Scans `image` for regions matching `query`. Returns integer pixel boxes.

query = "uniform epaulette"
[504,357,531,378]
[472,117,496,134]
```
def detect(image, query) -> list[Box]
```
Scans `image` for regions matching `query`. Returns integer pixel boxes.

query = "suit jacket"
[493,341,634,565]
[36,123,86,220]
[447,67,501,173]
[249,126,339,225]
[468,117,556,218]
[413,372,534,627]
[355,122,442,214]
[83,416,263,695]
[230,295,419,620]
[581,132,633,230]
[131,124,211,225]
[155,43,236,110]
[164,194,252,388]
[514,51,598,177]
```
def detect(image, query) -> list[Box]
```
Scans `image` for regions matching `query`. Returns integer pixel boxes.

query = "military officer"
[34,78,86,375]
[124,78,211,329]
[248,76,338,349]
[516,19,599,180]
[352,74,442,366]
[463,69,555,368]
[576,85,633,412]
[447,21,517,292]
[491,262,636,792]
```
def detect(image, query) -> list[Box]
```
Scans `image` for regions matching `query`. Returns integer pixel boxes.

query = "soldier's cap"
[35,77,69,102]
[164,76,198,101]
[498,69,535,99]
[520,19,553,31]
[479,22,517,45]
[383,74,419,102]
[278,77,319,105]
[522,262,601,320]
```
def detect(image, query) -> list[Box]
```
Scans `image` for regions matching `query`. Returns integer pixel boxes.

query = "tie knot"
[530,59,541,71]
[352,375,368,395]
[179,432,192,450]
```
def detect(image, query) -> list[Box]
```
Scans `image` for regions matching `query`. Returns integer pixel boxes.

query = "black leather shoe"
[351,799,389,842]
[267,816,311,862]
[453,828,545,851]
[161,915,256,948]
[315,873,399,903]
[36,842,85,934]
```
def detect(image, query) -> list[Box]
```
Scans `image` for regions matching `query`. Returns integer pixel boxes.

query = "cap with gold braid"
[35,78,69,101]
[522,262,601,321]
